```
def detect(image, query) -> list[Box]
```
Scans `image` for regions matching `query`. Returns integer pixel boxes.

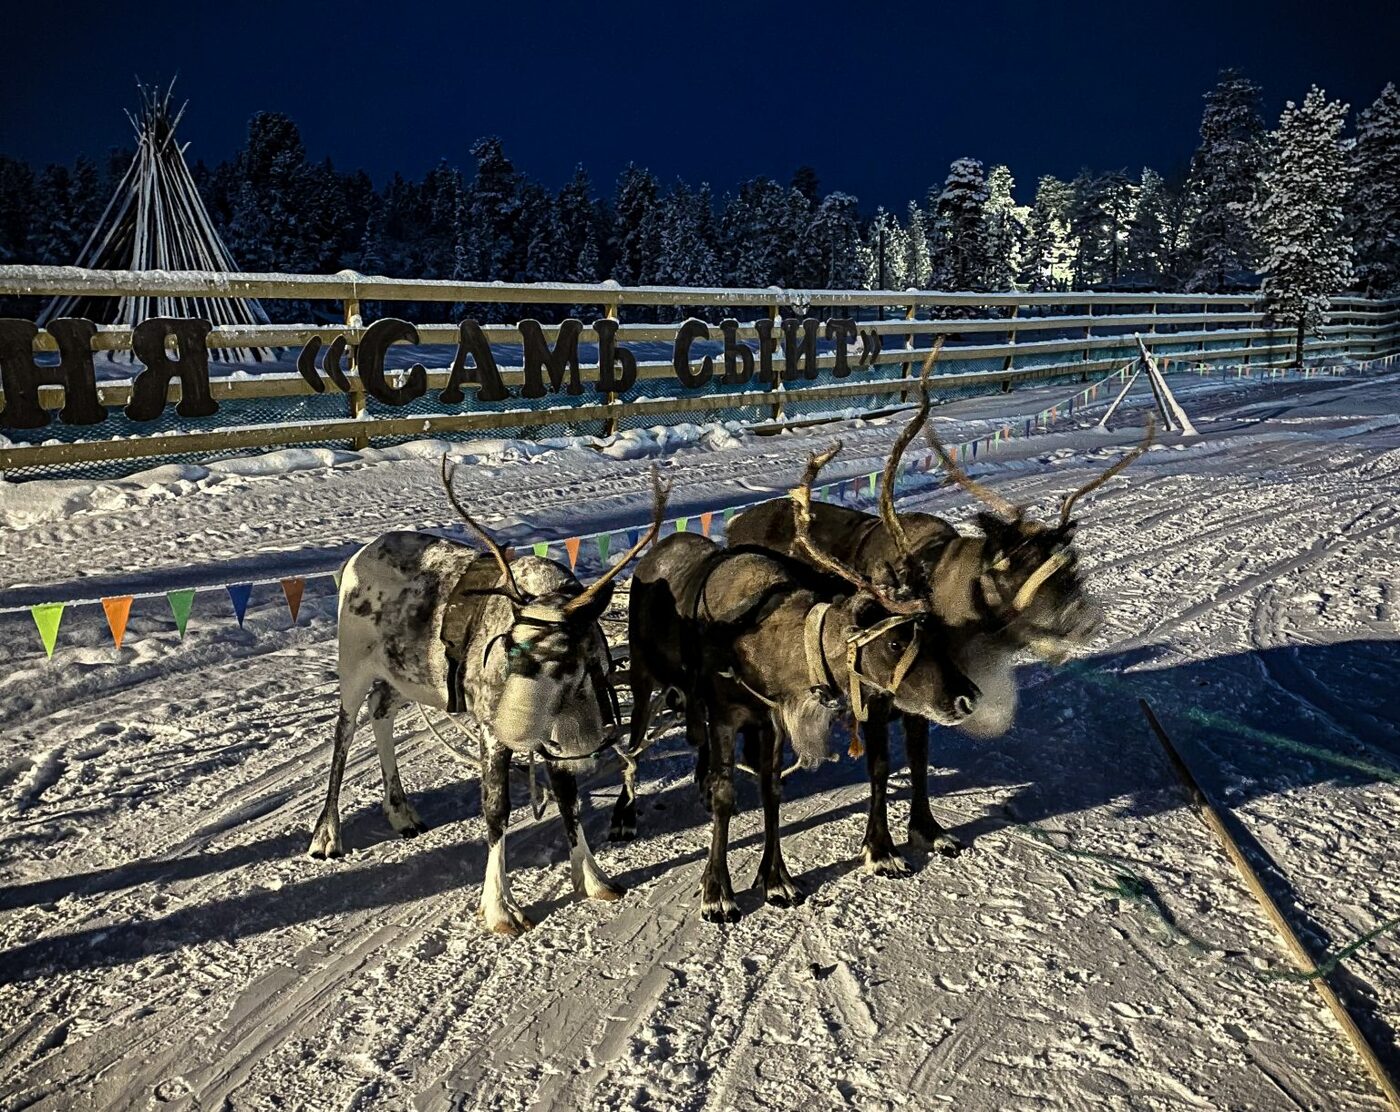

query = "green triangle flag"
[332,569,342,591]
[596,533,611,562]
[867,473,878,496]
[723,507,736,524]
[532,541,549,559]
[676,517,688,533]
[167,589,196,639]
[31,602,64,659]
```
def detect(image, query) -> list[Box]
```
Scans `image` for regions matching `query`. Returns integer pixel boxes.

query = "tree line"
[0,70,1396,337]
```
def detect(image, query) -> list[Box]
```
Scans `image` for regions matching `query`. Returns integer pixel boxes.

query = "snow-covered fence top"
[0,265,1396,480]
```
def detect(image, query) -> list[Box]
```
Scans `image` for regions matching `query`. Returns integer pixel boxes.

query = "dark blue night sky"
[4,0,1396,209]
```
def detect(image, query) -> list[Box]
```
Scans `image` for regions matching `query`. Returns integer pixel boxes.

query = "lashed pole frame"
[1140,701,1400,1112]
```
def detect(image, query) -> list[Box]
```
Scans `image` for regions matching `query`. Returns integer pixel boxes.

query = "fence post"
[769,304,785,422]
[1001,302,1019,384]
[899,301,918,403]
[601,297,621,438]
[344,294,369,450]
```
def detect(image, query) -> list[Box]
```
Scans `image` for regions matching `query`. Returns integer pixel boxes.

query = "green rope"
[1012,818,1400,982]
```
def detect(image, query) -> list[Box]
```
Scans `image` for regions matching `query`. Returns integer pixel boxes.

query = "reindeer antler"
[442,453,524,602]
[1058,415,1156,526]
[563,466,671,617]
[924,421,1023,521]
[790,443,927,616]
[878,337,944,556]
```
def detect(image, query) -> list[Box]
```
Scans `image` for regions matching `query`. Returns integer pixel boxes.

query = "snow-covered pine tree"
[520,181,568,288]
[1185,69,1266,292]
[1346,83,1400,296]
[804,192,866,289]
[1125,168,1169,284]
[1252,87,1353,369]
[928,158,990,290]
[791,166,820,207]
[610,165,662,318]
[655,181,722,317]
[227,112,314,274]
[0,157,36,266]
[1065,171,1107,288]
[33,164,77,265]
[983,164,1024,291]
[1019,176,1073,290]
[863,207,908,291]
[903,203,932,289]
[1099,170,1134,285]
[784,187,821,289]
[557,165,603,284]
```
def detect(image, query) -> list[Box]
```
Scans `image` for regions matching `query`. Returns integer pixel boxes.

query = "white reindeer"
[309,458,668,935]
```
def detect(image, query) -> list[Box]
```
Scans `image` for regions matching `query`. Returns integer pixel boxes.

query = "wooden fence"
[1,265,1397,476]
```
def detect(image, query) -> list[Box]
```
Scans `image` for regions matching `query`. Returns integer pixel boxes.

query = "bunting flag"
[31,602,64,659]
[723,507,736,526]
[227,584,253,627]
[533,541,549,559]
[332,569,342,592]
[101,596,133,650]
[167,589,195,639]
[700,512,713,537]
[564,536,581,570]
[676,517,689,533]
[867,473,878,496]
[628,529,640,548]
[596,533,611,562]
[281,577,306,623]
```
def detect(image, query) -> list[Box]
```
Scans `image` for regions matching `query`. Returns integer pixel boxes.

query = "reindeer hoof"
[909,826,965,858]
[590,883,625,903]
[701,895,740,924]
[764,884,802,909]
[609,822,636,842]
[480,907,534,936]
[308,827,344,859]
[863,847,911,877]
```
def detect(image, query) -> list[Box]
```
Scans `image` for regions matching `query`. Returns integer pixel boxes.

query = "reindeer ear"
[974,511,1007,545]
[566,578,615,626]
[850,592,882,627]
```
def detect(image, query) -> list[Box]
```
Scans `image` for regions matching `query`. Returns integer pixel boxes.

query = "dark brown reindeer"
[311,458,667,936]
[626,444,980,921]
[727,373,1154,870]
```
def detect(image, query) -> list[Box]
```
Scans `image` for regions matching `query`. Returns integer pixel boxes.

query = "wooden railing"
[1,266,1396,476]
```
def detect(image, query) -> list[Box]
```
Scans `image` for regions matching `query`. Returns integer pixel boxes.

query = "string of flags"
[8,354,1392,661]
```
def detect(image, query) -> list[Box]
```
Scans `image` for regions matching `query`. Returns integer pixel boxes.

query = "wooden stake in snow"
[1139,699,1400,1112]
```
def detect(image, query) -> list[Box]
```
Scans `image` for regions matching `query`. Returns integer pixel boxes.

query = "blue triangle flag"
[628,529,640,549]
[227,584,253,627]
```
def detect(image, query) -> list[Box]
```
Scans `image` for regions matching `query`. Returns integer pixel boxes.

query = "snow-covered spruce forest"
[2,71,1398,325]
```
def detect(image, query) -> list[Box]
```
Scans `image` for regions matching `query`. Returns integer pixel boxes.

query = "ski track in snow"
[0,373,1397,1110]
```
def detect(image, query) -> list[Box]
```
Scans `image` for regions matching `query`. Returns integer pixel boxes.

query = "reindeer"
[728,371,1153,870]
[309,457,668,936]
[626,445,981,921]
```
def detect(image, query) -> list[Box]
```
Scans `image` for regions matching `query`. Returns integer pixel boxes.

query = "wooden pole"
[1139,700,1400,1112]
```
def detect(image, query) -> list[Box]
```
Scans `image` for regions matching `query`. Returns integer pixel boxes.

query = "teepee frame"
[40,82,271,361]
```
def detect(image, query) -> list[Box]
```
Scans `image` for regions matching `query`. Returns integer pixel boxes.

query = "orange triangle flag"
[700,512,713,537]
[281,577,306,623]
[564,536,581,571]
[102,596,133,650]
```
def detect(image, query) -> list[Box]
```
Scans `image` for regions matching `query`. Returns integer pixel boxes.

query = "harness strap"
[843,613,921,723]
[804,602,836,696]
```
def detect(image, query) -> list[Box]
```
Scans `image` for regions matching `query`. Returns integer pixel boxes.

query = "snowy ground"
[0,372,1397,1110]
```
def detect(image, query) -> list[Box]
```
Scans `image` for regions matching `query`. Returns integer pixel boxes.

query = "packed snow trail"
[0,373,1397,1110]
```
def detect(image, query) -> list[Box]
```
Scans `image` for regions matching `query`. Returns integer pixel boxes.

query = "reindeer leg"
[700,717,740,923]
[548,759,624,902]
[369,682,426,837]
[689,686,711,810]
[862,702,909,876]
[479,739,532,936]
[309,690,362,859]
[611,671,653,841]
[755,722,800,907]
[904,713,963,857]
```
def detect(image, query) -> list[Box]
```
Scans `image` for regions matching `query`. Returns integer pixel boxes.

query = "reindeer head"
[924,416,1155,664]
[442,456,670,755]
[790,440,980,729]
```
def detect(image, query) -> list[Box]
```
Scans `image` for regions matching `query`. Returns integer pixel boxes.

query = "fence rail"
[1,266,1397,479]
